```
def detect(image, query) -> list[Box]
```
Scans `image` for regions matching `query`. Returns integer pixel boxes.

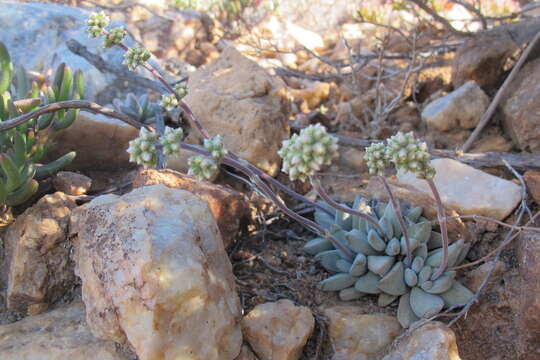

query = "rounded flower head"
[126,127,158,168]
[203,135,228,160]
[160,126,183,156]
[123,46,151,70]
[364,142,388,176]
[278,124,338,182]
[103,27,127,48]
[87,11,109,38]
[188,155,218,181]
[160,94,179,111]
[174,83,188,99]
[386,132,435,179]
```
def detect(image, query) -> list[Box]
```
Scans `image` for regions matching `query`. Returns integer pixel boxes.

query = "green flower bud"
[364,142,388,176]
[160,94,179,111]
[278,124,338,182]
[203,135,228,160]
[103,26,127,48]
[160,126,184,156]
[188,155,218,181]
[123,46,151,71]
[86,11,110,38]
[386,132,435,179]
[174,83,188,99]
[126,127,158,168]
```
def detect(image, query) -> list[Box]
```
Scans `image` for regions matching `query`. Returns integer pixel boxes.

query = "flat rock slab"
[396,158,521,220]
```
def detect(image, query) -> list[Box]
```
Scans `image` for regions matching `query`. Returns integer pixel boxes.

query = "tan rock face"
[383,322,461,360]
[235,345,259,360]
[71,185,242,360]
[502,57,540,152]
[46,112,139,171]
[396,158,522,220]
[3,192,78,314]
[242,299,315,360]
[524,171,540,205]
[517,231,540,347]
[0,301,132,360]
[53,171,92,195]
[323,306,402,360]
[133,169,249,249]
[184,46,290,176]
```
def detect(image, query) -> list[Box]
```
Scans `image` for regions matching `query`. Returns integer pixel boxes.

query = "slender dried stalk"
[426,178,449,280]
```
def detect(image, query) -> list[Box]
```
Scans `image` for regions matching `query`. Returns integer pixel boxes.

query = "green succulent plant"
[0,42,82,217]
[113,93,155,124]
[304,196,474,328]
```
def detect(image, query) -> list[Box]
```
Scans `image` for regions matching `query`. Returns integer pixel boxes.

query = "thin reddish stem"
[427,178,449,280]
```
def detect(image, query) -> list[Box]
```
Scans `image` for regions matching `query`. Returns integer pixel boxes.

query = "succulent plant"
[304,196,474,328]
[385,132,435,179]
[0,42,82,216]
[160,93,179,111]
[114,93,155,124]
[278,124,339,182]
[123,46,151,71]
[127,127,158,168]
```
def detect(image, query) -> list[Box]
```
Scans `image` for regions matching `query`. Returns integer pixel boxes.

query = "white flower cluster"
[188,156,218,181]
[203,135,228,160]
[174,83,188,99]
[103,27,127,48]
[364,142,388,176]
[160,94,179,111]
[127,127,158,168]
[86,11,110,38]
[123,46,151,70]
[161,127,183,156]
[363,132,435,179]
[386,132,434,179]
[278,124,338,182]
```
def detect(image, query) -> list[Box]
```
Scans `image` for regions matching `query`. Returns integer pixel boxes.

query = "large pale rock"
[45,112,139,171]
[323,306,402,360]
[133,169,249,249]
[241,299,314,360]
[422,81,489,131]
[383,322,460,360]
[0,301,132,360]
[501,57,540,152]
[71,185,242,360]
[2,192,78,314]
[184,46,290,176]
[396,158,521,220]
[0,0,144,104]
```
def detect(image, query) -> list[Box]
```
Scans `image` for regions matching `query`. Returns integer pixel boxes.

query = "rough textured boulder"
[422,81,489,131]
[133,168,249,249]
[2,192,78,315]
[184,46,290,176]
[0,301,132,360]
[396,158,522,220]
[53,171,93,195]
[0,0,144,104]
[501,57,540,152]
[323,306,402,360]
[71,185,242,360]
[241,299,314,360]
[383,322,460,360]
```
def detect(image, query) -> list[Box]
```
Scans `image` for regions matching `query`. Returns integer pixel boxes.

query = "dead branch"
[66,39,167,93]
[407,0,474,37]
[449,0,487,30]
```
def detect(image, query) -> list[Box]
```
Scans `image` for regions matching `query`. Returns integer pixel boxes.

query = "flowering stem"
[310,176,386,237]
[426,178,449,280]
[378,176,412,263]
